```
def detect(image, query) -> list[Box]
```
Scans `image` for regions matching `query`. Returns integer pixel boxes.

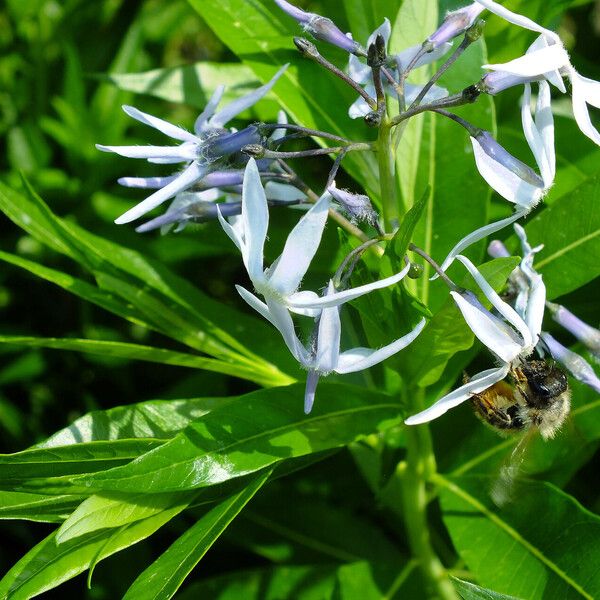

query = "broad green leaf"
[522,174,600,299]
[39,397,233,447]
[438,475,600,600]
[188,0,379,198]
[106,62,270,110]
[0,491,83,523]
[388,185,431,261]
[0,497,192,599]
[0,335,274,385]
[0,440,162,486]
[123,470,271,600]
[453,577,522,600]
[63,382,402,494]
[56,491,197,543]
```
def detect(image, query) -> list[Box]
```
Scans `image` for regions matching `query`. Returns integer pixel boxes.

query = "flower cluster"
[97,0,599,419]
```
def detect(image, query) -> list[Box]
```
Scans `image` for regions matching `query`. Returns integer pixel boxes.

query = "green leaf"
[522,174,600,299]
[0,335,274,385]
[0,497,193,599]
[56,491,197,543]
[123,470,271,600]
[0,440,163,486]
[62,382,402,494]
[0,491,83,523]
[187,0,379,197]
[452,577,522,600]
[388,185,431,261]
[438,474,600,600]
[39,397,233,447]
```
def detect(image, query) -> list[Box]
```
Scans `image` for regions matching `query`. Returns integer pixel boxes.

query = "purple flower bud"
[487,239,511,259]
[479,71,540,95]
[542,333,600,393]
[200,170,245,188]
[428,3,484,48]
[275,0,360,54]
[205,126,261,160]
[546,302,600,358]
[475,131,544,188]
[328,186,378,225]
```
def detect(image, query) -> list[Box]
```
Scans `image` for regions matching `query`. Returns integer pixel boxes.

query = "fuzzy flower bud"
[546,302,600,359]
[327,186,379,226]
[478,71,540,95]
[487,239,511,258]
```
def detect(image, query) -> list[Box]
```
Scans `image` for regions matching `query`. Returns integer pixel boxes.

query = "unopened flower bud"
[478,71,540,95]
[207,126,261,160]
[474,131,544,188]
[488,239,511,259]
[546,302,600,359]
[276,0,361,54]
[328,186,379,225]
[428,3,485,48]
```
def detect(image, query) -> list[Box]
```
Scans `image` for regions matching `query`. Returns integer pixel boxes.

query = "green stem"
[400,388,459,600]
[378,118,401,231]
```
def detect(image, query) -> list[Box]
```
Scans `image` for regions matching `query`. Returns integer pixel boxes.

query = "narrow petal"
[314,284,342,373]
[209,65,288,129]
[483,44,569,77]
[194,85,225,134]
[122,105,200,143]
[348,54,370,84]
[265,181,307,202]
[268,192,330,295]
[117,176,178,189]
[451,291,523,363]
[304,370,321,414]
[287,291,323,318]
[574,73,600,109]
[96,143,197,161]
[394,42,452,71]
[436,208,529,274]
[367,18,391,48]
[217,204,243,252]
[456,255,533,349]
[115,162,208,224]
[542,333,600,393]
[287,261,411,310]
[242,158,269,283]
[521,83,553,187]
[265,296,310,364]
[570,70,600,146]
[404,364,510,425]
[534,81,556,183]
[471,137,543,207]
[236,285,275,327]
[404,83,448,105]
[348,96,372,119]
[336,318,426,374]
[474,0,560,43]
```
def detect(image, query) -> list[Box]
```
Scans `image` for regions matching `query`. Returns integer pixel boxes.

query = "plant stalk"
[377,118,400,231]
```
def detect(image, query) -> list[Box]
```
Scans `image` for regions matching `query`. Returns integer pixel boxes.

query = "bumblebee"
[468,358,571,440]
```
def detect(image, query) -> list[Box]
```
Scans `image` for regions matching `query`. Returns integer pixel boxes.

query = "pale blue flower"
[97,66,287,224]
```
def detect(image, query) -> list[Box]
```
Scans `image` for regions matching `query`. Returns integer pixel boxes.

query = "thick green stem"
[378,119,401,231]
[400,389,459,600]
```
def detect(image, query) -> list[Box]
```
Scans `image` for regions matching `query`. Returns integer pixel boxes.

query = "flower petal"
[367,18,391,48]
[208,65,288,129]
[336,318,426,374]
[483,44,569,78]
[314,283,342,373]
[122,105,200,143]
[287,261,411,310]
[236,285,275,327]
[115,161,208,224]
[570,70,600,146]
[404,364,510,425]
[348,96,372,119]
[456,255,533,350]
[194,86,225,134]
[268,192,330,295]
[304,370,321,414]
[534,81,555,183]
[470,136,543,207]
[217,204,243,253]
[265,296,310,364]
[96,143,197,161]
[117,176,178,189]
[451,291,523,363]
[242,158,269,284]
[436,208,529,275]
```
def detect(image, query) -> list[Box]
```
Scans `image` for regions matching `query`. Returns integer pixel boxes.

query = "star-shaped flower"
[97,66,287,224]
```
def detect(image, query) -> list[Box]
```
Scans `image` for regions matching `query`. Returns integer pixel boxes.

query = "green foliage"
[0,0,598,597]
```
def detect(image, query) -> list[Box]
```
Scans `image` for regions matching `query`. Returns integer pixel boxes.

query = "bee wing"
[490,427,538,507]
